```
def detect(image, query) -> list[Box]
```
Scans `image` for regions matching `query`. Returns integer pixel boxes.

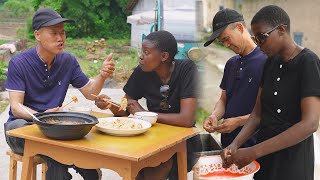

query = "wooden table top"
[7,121,199,161]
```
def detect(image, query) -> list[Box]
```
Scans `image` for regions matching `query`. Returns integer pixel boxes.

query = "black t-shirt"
[123,60,198,114]
[259,48,320,141]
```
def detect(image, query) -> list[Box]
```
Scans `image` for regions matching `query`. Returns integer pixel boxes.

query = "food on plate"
[72,96,78,103]
[99,118,142,129]
[119,96,128,111]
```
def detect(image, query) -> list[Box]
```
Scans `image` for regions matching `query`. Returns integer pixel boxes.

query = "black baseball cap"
[204,8,244,47]
[32,8,75,31]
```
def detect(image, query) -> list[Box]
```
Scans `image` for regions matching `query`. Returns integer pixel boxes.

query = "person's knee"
[4,119,33,155]
[144,158,173,180]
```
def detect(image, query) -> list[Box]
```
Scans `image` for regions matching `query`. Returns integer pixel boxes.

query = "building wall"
[129,0,198,47]
[202,0,235,29]
[203,0,320,55]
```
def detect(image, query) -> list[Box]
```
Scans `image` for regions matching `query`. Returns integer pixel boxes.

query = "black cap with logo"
[32,8,75,31]
[204,8,244,47]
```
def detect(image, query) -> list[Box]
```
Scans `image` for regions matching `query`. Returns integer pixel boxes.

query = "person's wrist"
[210,113,218,119]
[99,72,109,80]
[234,117,241,127]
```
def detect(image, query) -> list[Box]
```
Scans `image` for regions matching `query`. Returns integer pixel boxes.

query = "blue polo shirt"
[5,47,90,122]
[220,47,267,148]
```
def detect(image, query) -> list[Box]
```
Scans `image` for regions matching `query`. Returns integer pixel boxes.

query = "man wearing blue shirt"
[4,8,115,180]
[203,9,267,148]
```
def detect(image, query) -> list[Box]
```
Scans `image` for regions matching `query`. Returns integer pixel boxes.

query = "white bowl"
[196,155,260,180]
[68,107,92,114]
[134,111,158,125]
[96,117,151,136]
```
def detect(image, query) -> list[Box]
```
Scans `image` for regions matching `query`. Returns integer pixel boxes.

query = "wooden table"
[7,119,199,180]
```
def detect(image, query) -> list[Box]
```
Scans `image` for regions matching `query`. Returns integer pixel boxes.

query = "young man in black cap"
[4,8,115,179]
[203,8,267,148]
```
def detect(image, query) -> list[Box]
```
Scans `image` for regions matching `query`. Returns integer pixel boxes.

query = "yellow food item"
[119,97,128,111]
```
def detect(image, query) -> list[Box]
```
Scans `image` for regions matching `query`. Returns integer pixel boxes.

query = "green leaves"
[31,0,130,39]
[3,0,33,16]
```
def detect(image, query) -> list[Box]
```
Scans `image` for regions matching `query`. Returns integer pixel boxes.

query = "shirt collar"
[239,46,259,62]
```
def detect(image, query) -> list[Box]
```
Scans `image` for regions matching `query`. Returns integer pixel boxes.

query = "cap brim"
[204,26,228,47]
[42,18,75,27]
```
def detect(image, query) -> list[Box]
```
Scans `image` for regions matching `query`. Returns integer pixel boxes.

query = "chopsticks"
[61,96,78,109]
[90,94,121,107]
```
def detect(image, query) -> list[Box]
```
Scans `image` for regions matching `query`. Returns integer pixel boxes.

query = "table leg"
[120,164,135,180]
[177,141,187,180]
[21,140,34,180]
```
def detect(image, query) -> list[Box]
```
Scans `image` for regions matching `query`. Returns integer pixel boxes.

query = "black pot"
[34,112,98,140]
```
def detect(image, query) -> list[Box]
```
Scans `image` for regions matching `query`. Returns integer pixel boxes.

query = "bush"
[0,61,8,81]
[32,0,130,39]
[195,107,210,126]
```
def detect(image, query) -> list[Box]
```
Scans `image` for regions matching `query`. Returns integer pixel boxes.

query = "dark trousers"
[4,119,99,180]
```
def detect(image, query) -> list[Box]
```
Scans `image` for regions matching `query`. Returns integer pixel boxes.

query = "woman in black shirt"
[222,5,320,180]
[96,31,201,180]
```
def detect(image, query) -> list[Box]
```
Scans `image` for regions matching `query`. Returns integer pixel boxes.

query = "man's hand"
[44,107,61,112]
[203,114,218,133]
[214,117,240,133]
[94,94,112,110]
[100,53,115,79]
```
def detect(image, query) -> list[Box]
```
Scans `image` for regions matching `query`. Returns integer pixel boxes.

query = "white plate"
[96,117,151,136]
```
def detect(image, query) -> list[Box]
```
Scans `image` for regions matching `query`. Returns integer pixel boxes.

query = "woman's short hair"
[144,30,178,59]
[251,5,291,32]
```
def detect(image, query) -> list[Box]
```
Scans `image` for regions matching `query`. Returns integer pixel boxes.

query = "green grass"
[65,38,139,81]
[0,39,8,44]
[0,61,8,81]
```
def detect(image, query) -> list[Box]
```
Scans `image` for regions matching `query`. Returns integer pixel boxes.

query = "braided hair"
[144,30,178,59]
[251,5,291,32]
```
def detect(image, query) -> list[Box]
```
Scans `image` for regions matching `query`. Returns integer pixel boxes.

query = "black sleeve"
[180,61,198,99]
[123,66,144,100]
[300,50,320,97]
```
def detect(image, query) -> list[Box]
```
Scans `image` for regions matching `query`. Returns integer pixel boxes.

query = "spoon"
[18,103,40,121]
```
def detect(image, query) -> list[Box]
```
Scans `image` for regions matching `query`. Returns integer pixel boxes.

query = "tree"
[32,0,130,39]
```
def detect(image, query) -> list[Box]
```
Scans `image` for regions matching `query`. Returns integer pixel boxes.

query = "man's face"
[35,23,66,55]
[217,24,243,54]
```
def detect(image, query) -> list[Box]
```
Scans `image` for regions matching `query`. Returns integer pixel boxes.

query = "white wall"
[129,0,198,47]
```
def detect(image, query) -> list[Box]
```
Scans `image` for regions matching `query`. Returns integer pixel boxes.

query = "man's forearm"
[83,75,107,100]
[212,99,226,120]
[234,114,251,126]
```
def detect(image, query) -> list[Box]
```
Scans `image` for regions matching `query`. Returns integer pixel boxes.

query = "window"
[293,32,303,46]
